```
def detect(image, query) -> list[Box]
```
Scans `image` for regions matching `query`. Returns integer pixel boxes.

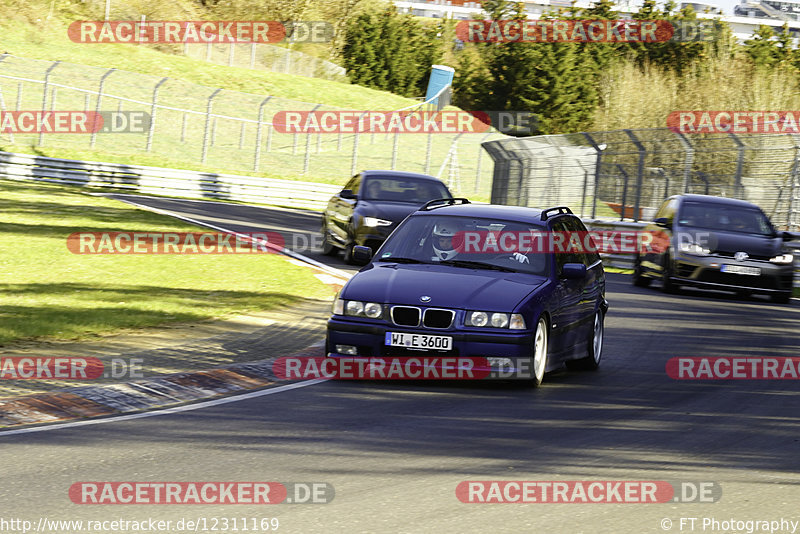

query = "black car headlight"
[770,252,794,264]
[465,311,526,329]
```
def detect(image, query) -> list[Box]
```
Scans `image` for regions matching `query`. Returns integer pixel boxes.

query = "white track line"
[95,193,351,281]
[0,379,327,437]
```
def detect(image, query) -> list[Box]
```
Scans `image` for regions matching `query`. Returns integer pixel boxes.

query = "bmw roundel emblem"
[734,251,749,262]
[420,295,431,303]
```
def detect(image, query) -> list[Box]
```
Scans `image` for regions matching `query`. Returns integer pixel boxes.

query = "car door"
[641,197,677,276]
[330,174,361,244]
[548,218,586,358]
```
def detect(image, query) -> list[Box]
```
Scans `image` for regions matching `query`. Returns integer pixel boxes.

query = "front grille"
[697,271,779,289]
[391,306,420,326]
[714,251,771,261]
[423,308,455,329]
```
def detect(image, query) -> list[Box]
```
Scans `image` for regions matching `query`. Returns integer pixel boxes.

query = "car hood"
[341,264,546,311]
[358,201,420,223]
[678,228,783,257]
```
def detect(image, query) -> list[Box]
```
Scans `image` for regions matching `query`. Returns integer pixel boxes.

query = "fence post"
[727,132,745,197]
[16,82,22,111]
[253,96,273,171]
[391,129,400,170]
[582,132,603,219]
[38,60,61,147]
[672,130,694,193]
[351,111,368,176]
[228,43,235,67]
[617,164,629,221]
[475,131,494,195]
[424,129,433,174]
[206,41,212,61]
[250,43,257,68]
[181,113,188,143]
[146,77,168,152]
[623,129,646,222]
[201,88,222,164]
[302,104,321,175]
[90,67,114,148]
[0,87,13,144]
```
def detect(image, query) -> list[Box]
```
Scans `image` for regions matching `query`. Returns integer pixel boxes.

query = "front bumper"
[672,252,794,293]
[326,317,533,359]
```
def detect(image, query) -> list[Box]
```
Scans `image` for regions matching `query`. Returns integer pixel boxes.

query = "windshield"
[677,202,774,236]
[375,214,551,276]
[361,177,451,203]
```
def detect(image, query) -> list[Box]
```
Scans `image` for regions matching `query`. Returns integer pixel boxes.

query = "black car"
[321,170,452,263]
[633,194,796,303]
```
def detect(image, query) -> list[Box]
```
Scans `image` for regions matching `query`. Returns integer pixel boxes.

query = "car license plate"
[721,264,761,276]
[385,332,452,350]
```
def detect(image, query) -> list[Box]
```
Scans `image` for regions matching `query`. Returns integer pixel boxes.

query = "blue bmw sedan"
[325,199,608,386]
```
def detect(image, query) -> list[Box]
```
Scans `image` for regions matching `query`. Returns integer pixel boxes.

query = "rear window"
[361,177,451,203]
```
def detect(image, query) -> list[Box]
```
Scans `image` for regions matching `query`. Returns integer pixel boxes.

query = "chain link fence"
[0,54,507,199]
[483,128,800,230]
[182,41,347,81]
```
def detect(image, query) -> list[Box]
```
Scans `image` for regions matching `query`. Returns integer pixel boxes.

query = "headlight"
[770,252,794,264]
[345,300,364,316]
[466,311,488,327]
[466,311,519,328]
[364,302,383,318]
[678,242,710,256]
[343,300,383,318]
[363,217,392,227]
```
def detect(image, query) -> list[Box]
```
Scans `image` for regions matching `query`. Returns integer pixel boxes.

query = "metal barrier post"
[146,77,168,152]
[624,129,646,222]
[89,67,114,148]
[617,164,630,221]
[253,96,272,171]
[728,132,745,197]
[38,61,61,147]
[201,88,222,164]
[582,132,603,219]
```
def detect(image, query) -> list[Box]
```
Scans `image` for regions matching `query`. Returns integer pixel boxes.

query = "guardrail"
[0,150,340,210]
[583,218,800,289]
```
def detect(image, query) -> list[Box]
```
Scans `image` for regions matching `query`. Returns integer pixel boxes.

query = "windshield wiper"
[378,257,428,264]
[438,259,517,272]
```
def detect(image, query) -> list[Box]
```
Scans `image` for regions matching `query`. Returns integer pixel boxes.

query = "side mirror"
[352,245,373,264]
[782,231,800,241]
[340,189,356,200]
[654,217,671,229]
[561,263,587,279]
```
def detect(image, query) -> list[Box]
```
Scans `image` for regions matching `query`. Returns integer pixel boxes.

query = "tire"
[632,256,651,288]
[661,254,678,294]
[566,309,604,371]
[772,291,792,304]
[530,316,549,387]
[320,220,338,256]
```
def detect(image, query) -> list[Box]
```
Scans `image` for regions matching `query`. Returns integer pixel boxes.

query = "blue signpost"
[424,65,455,110]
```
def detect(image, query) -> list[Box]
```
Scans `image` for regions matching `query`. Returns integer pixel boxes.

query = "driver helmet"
[432,220,462,261]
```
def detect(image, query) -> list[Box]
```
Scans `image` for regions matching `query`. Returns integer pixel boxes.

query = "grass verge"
[0,179,335,344]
